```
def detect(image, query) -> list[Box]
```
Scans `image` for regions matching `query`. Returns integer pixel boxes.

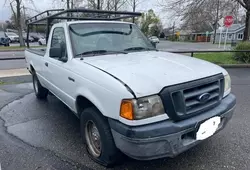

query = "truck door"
[44,27,76,110]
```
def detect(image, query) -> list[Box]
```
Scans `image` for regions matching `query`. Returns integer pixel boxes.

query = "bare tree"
[126,0,141,22]
[6,0,25,46]
[126,0,141,12]
[235,0,250,41]
[85,0,127,11]
[159,0,241,42]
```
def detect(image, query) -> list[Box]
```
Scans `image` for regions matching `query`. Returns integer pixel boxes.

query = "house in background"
[210,24,245,43]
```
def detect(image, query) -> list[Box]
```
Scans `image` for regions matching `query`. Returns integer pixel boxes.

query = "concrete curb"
[219,64,250,68]
[0,68,29,78]
[0,49,25,52]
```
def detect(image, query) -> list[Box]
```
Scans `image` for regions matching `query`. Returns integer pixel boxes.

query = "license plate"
[196,116,221,140]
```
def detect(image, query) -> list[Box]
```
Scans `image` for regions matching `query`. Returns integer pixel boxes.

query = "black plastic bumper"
[109,94,236,160]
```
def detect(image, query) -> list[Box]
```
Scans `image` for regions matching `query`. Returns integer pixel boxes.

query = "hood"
[83,51,227,97]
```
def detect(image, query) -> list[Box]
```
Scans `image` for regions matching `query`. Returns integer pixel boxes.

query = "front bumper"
[109,94,236,160]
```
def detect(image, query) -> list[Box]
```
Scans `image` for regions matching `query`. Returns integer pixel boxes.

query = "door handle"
[68,77,75,82]
[45,62,48,67]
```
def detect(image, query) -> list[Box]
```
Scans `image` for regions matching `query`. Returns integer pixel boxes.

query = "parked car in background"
[149,36,160,43]
[38,37,46,45]
[30,33,44,42]
[0,31,10,46]
[5,32,19,43]
[23,33,35,42]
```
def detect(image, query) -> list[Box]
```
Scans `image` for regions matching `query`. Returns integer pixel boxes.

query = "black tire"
[81,107,122,167]
[38,41,42,45]
[32,72,48,99]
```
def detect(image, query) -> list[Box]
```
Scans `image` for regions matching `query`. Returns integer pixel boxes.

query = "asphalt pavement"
[0,68,250,170]
[157,41,231,51]
[0,51,25,70]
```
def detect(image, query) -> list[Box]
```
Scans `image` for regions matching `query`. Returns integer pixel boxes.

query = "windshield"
[69,23,155,57]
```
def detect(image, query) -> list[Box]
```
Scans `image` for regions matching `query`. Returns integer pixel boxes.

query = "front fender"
[75,87,106,117]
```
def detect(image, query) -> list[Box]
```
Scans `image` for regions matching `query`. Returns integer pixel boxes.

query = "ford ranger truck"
[25,21,236,166]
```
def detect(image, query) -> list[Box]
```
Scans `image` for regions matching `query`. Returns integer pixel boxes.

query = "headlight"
[224,74,231,97]
[120,95,165,120]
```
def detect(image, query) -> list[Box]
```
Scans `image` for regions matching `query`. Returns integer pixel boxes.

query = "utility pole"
[213,0,220,44]
[132,0,136,23]
[172,21,175,41]
[67,0,70,9]
[97,0,100,10]
[66,0,70,19]
[71,0,73,9]
[22,6,27,31]
[114,0,117,11]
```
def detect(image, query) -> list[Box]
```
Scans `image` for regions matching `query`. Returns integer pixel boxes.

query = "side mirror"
[58,56,68,62]
[49,43,67,62]
[49,45,62,58]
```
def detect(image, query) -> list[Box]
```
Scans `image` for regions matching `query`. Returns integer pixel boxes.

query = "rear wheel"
[38,41,42,45]
[81,107,122,167]
[32,72,48,99]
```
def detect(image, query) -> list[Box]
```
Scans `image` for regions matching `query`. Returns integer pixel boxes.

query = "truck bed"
[26,48,46,56]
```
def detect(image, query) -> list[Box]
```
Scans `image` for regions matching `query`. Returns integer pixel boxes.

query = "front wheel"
[32,72,48,99]
[81,107,122,167]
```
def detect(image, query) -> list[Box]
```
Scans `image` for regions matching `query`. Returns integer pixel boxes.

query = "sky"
[0,0,172,27]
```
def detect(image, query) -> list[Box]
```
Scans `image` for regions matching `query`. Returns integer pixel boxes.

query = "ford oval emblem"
[198,93,211,103]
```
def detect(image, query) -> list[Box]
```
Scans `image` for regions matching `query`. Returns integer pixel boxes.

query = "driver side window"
[50,27,67,60]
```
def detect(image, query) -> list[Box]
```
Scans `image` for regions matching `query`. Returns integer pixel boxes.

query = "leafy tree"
[149,25,160,36]
[235,0,250,41]
[140,9,161,36]
[5,0,26,46]
[86,0,127,11]
[159,0,241,42]
[160,32,165,38]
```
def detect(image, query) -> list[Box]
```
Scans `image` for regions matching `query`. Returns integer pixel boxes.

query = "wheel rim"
[33,76,38,94]
[85,120,101,157]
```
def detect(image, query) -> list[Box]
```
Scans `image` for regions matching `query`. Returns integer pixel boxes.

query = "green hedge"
[234,42,250,63]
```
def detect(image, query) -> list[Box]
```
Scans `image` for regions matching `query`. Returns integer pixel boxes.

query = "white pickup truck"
[25,20,236,166]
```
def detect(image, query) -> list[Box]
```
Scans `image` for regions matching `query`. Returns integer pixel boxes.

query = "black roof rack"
[26,8,142,47]
[26,8,142,25]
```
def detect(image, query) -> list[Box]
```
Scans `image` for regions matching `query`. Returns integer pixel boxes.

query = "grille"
[160,74,224,121]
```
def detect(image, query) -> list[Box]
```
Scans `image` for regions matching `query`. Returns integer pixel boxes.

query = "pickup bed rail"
[26,48,46,56]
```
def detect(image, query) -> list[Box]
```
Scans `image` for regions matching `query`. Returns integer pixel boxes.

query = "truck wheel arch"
[30,65,35,73]
[76,95,103,118]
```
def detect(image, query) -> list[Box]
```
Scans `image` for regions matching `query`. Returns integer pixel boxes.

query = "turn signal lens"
[120,100,134,120]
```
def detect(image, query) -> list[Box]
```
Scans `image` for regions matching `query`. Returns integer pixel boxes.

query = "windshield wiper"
[75,50,128,57]
[124,47,158,52]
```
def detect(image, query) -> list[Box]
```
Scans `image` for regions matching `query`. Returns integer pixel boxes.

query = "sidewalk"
[0,68,29,78]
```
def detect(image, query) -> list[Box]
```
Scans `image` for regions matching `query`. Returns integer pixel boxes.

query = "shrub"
[234,42,250,63]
